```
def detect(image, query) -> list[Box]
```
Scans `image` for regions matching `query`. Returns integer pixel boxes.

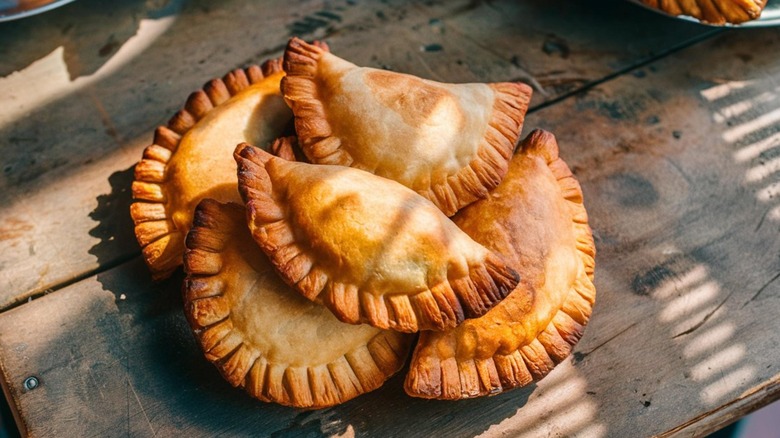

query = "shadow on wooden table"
[0,0,181,80]
[88,166,139,269]
[80,257,535,436]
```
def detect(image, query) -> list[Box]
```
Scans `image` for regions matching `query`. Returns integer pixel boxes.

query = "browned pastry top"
[405,130,596,400]
[281,37,532,216]
[234,144,520,332]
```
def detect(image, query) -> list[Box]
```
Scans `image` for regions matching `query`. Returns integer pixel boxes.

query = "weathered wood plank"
[1,23,779,438]
[0,0,712,309]
[515,27,780,437]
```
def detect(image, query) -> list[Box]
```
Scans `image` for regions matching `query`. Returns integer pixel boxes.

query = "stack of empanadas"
[131,38,596,408]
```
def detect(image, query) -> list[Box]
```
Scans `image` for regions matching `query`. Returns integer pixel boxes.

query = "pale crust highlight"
[641,0,765,24]
[234,144,520,332]
[183,200,412,409]
[404,130,597,399]
[281,37,532,216]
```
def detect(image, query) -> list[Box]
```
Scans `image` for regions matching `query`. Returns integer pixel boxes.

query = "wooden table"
[0,0,778,436]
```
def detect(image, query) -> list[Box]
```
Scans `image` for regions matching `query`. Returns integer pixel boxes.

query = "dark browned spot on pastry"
[605,173,658,207]
[364,70,453,127]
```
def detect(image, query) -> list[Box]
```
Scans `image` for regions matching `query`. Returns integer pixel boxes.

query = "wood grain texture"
[515,27,780,437]
[3,0,780,435]
[0,18,779,437]
[0,0,711,310]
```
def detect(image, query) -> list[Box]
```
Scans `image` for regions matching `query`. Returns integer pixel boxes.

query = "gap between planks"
[527,28,723,114]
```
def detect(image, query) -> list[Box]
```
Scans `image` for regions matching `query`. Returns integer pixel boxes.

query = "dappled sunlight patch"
[700,78,780,228]
[659,279,719,323]
[649,259,758,406]
[480,366,605,438]
[0,14,177,131]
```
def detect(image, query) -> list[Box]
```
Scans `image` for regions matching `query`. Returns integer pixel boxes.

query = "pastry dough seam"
[281,37,532,216]
[235,143,519,332]
[404,129,597,399]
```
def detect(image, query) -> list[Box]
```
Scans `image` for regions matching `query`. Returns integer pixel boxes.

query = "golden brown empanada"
[234,144,520,332]
[640,0,766,24]
[405,130,596,399]
[281,37,533,216]
[130,59,296,280]
[183,199,412,409]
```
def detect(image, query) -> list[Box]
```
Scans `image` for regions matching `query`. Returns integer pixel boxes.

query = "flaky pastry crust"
[281,37,532,216]
[641,0,766,24]
[183,200,412,409]
[234,144,520,332]
[405,130,596,399]
[130,44,329,280]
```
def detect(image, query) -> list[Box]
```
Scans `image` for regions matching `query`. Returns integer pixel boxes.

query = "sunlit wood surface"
[0,0,778,436]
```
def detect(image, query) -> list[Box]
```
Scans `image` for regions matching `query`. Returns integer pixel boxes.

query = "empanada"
[405,130,596,399]
[640,0,766,24]
[281,37,533,216]
[234,144,520,332]
[130,58,298,280]
[183,199,412,409]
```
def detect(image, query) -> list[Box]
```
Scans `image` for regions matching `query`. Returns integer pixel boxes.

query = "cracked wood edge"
[658,379,780,437]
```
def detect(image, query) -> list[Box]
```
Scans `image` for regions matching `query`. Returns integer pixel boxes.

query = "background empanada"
[640,0,766,24]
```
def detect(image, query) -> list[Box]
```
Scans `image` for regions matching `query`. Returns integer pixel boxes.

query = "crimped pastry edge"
[182,199,412,409]
[234,143,520,333]
[130,61,286,280]
[640,0,766,24]
[280,37,533,217]
[404,129,597,400]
